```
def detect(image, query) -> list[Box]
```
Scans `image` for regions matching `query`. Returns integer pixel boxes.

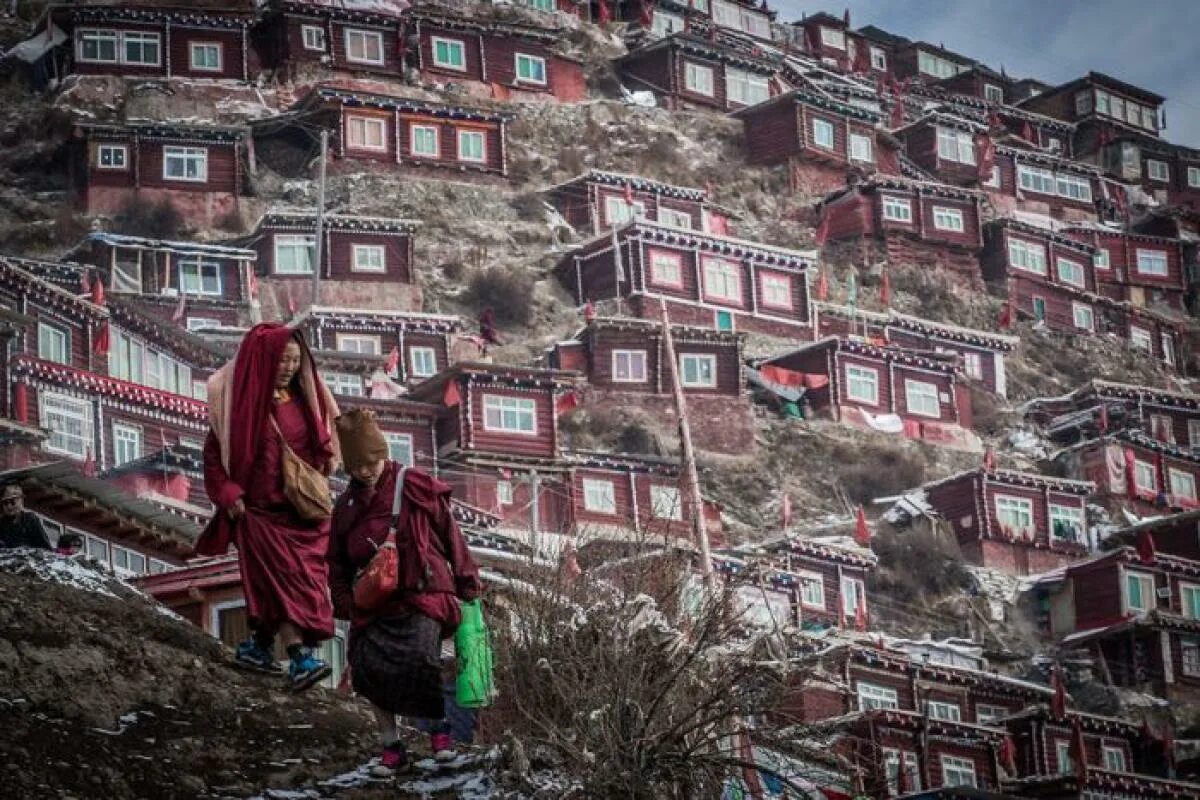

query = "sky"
[775,1,1200,146]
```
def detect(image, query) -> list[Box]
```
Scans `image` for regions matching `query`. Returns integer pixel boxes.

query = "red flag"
[82,448,96,477]
[1000,735,1017,774]
[638,0,653,27]
[998,300,1014,330]
[286,285,297,316]
[815,268,829,301]
[443,379,461,407]
[781,493,792,528]
[983,447,997,472]
[889,93,906,129]
[385,346,400,374]
[1051,664,1067,718]
[896,757,910,793]
[1098,404,1109,433]
[499,467,513,480]
[556,390,579,415]
[596,0,610,24]
[249,271,259,299]
[1154,416,1170,443]
[80,270,92,294]
[13,382,28,423]
[1021,120,1035,143]
[1124,448,1139,497]
[879,268,890,307]
[854,597,867,631]
[854,506,871,546]
[623,181,634,203]
[90,275,105,306]
[1137,528,1157,564]
[987,110,1003,130]
[92,322,110,355]
[583,301,596,322]
[1070,718,1088,782]
[560,543,582,581]
[1164,723,1176,770]
[975,133,996,181]
[172,291,187,323]
[813,212,831,246]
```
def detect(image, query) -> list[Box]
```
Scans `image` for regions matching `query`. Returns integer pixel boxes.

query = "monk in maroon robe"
[197,324,341,691]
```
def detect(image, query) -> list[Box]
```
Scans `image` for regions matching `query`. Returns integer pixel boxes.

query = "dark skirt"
[349,611,445,719]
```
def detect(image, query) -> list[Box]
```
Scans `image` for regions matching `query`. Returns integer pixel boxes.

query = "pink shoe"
[369,741,408,778]
[430,731,455,762]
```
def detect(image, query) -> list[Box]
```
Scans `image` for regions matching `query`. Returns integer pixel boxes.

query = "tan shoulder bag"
[272,418,333,521]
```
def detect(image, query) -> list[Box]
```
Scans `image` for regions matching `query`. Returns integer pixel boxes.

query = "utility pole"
[658,299,716,590]
[310,130,329,311]
[528,469,541,554]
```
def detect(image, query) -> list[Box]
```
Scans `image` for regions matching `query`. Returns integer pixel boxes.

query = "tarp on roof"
[4,23,67,64]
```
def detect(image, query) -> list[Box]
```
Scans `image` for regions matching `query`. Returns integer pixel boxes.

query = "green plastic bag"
[455,599,495,708]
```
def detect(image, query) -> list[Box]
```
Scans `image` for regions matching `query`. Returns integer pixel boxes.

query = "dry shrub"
[966,383,1004,436]
[53,205,89,247]
[213,208,244,233]
[462,265,535,327]
[113,198,184,240]
[833,441,926,506]
[869,527,972,605]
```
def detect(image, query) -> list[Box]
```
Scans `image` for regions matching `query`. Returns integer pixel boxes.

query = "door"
[1032,296,1046,322]
[715,310,734,331]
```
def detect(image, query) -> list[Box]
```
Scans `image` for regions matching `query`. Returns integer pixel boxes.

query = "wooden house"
[82,232,257,331]
[1055,430,1200,514]
[547,316,752,455]
[980,219,1102,334]
[606,0,707,40]
[554,219,816,339]
[286,84,514,179]
[291,306,464,385]
[1027,380,1200,449]
[816,178,985,276]
[1108,303,1187,374]
[890,468,1093,575]
[616,32,781,114]
[49,1,260,82]
[1060,224,1187,311]
[791,12,883,76]
[887,40,978,85]
[543,170,733,237]
[936,65,1013,106]
[257,0,408,79]
[814,303,1018,398]
[1018,72,1164,149]
[993,107,1076,159]
[71,122,247,223]
[759,337,979,449]
[406,6,587,103]
[562,450,700,544]
[329,395,440,474]
[101,440,210,513]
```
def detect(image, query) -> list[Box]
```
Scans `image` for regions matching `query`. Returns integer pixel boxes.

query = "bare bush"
[113,198,184,240]
[869,526,972,604]
[833,441,926,506]
[462,266,535,327]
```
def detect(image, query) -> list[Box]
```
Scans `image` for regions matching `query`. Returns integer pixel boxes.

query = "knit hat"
[335,408,389,473]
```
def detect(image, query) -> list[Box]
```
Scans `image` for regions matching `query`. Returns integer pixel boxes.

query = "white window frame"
[883,750,921,794]
[496,480,514,505]
[482,394,537,435]
[651,10,685,37]
[962,351,983,380]
[1188,419,1200,450]
[301,25,326,51]
[185,317,221,332]
[849,132,873,163]
[274,234,315,275]
[984,83,1004,103]
[842,576,865,616]
[760,273,792,310]
[605,196,646,225]
[431,36,466,71]
[1184,639,1200,677]
[975,703,1008,724]
[178,257,222,296]
[1008,238,1048,275]
[1180,583,1200,619]
[344,28,384,66]
[37,321,69,364]
[121,31,161,66]
[870,48,887,71]
[904,379,940,418]
[1056,740,1073,775]
[684,62,714,97]
[1147,159,1170,183]
[1133,459,1157,493]
[189,41,222,72]
[409,124,439,158]
[657,207,693,229]
[812,117,835,150]
[1170,469,1197,502]
[612,350,648,383]
[845,364,879,404]
[701,256,743,304]
[1130,326,1153,352]
[648,249,683,287]
[937,127,976,165]
[346,115,387,152]
[941,755,977,788]
[798,571,824,609]
[457,130,487,164]
[1188,166,1200,188]
[1135,249,1169,276]
[725,66,769,106]
[1102,745,1127,773]
[649,485,683,520]
[1056,257,1087,288]
[856,682,898,711]
[1095,248,1111,270]
[994,495,1034,537]
[1164,333,1176,367]
[351,244,386,273]
[40,392,93,458]
[679,353,717,388]
[1018,163,1056,195]
[335,334,381,356]
[882,195,912,222]
[162,146,207,183]
[384,432,414,466]
[582,478,617,514]
[1124,569,1155,613]
[926,700,962,721]
[918,50,962,79]
[77,29,119,63]
[321,371,364,397]
[1049,503,1084,544]
[515,53,547,86]
[112,423,142,467]
[409,346,437,379]
[932,206,965,232]
[819,27,846,50]
[97,143,127,170]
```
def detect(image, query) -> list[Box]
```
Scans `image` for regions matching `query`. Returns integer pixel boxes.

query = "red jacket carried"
[327,461,481,636]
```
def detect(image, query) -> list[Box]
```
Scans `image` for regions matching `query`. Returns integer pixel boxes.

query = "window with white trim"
[162,147,207,182]
[760,273,792,309]
[432,36,466,70]
[483,395,536,434]
[1095,248,1111,270]
[122,32,160,65]
[112,423,142,467]
[649,250,682,286]
[351,244,386,273]
[1008,238,1048,274]
[937,127,976,164]
[941,755,977,788]
[798,571,824,608]
[1130,326,1153,352]
[975,703,1009,724]
[321,372,364,397]
[111,542,148,577]
[812,117,835,150]
[1018,164,1056,195]
[110,328,144,384]
[1125,569,1155,612]
[882,196,912,222]
[515,53,547,85]
[657,208,693,229]
[1055,741,1073,774]
[186,317,221,332]
[1182,583,1200,620]
[97,144,127,169]
[870,47,887,70]
[932,206,965,232]
[702,257,742,303]
[726,66,770,106]
[604,196,646,225]
[918,50,964,79]
[1049,503,1084,544]
[582,478,617,513]
[962,351,983,380]
[1056,257,1086,288]
[410,124,439,157]
[143,348,192,396]
[905,379,940,418]
[984,83,1004,103]
[819,27,845,49]
[457,130,486,163]
[77,29,119,63]
[40,393,92,458]
[684,62,714,97]
[345,29,383,65]
[612,350,647,383]
[274,234,315,274]
[1189,166,1200,188]
[994,495,1034,537]
[883,750,921,794]
[984,164,1002,188]
[925,700,962,721]
[679,354,717,388]
[1134,459,1157,493]
[335,334,380,355]
[178,257,222,295]
[496,480,513,506]
[651,10,685,36]
[409,346,437,379]
[1102,745,1127,773]
[1135,249,1168,276]
[1189,419,1200,450]
[37,322,69,364]
[845,364,878,404]
[650,485,683,520]
[346,115,387,151]
[856,682,898,711]
[1184,639,1200,677]
[1147,160,1170,182]
[384,432,414,466]
[849,132,873,163]
[842,576,865,616]
[301,25,325,51]
[189,42,221,72]
[1163,333,1176,367]
[1170,469,1197,502]
[1056,173,1092,201]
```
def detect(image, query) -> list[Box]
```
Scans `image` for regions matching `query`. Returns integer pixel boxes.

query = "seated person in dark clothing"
[0,483,53,550]
[56,531,83,556]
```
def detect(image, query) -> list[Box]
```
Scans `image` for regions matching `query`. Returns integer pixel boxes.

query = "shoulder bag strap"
[389,466,407,533]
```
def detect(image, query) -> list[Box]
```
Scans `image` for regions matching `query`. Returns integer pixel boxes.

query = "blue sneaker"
[234,639,280,673]
[288,648,331,692]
